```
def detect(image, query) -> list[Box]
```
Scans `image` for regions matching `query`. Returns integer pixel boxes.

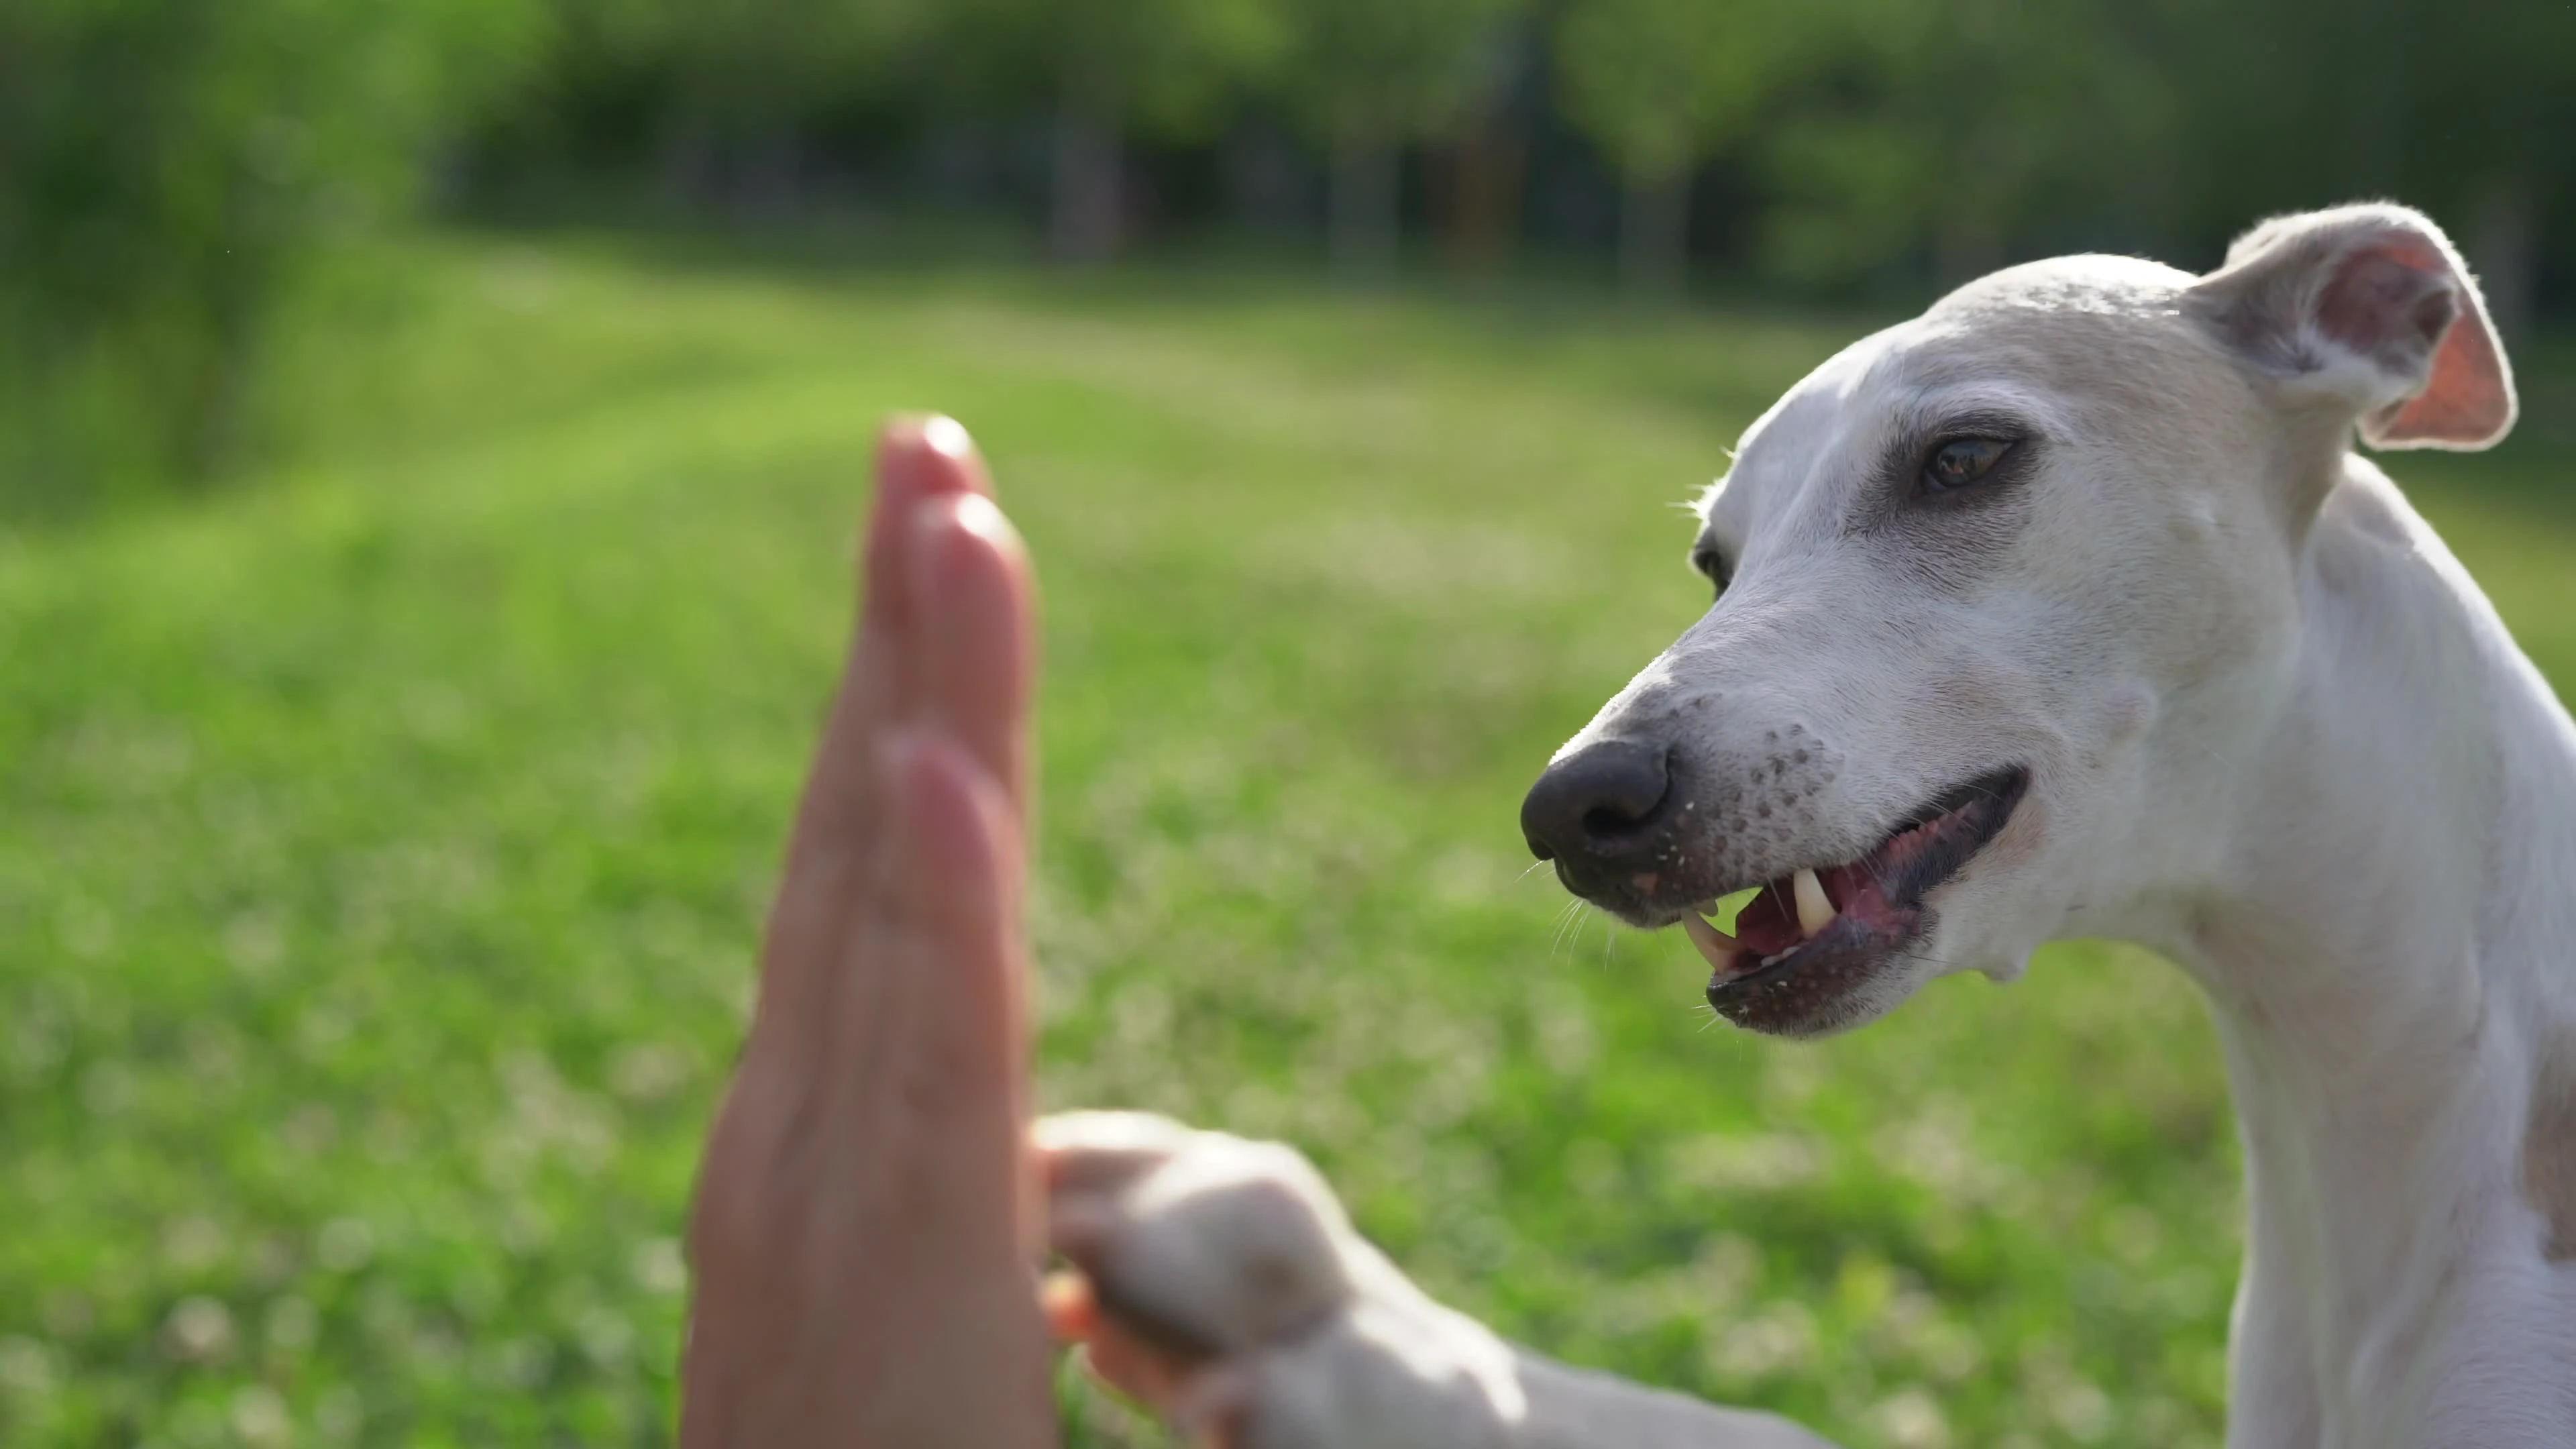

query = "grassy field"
[5,236,2573,1449]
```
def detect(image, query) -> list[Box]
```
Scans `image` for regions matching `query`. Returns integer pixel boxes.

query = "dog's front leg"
[1040,1112,1840,1448]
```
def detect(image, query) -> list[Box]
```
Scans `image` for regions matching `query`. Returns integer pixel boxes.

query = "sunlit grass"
[3,235,2571,1447]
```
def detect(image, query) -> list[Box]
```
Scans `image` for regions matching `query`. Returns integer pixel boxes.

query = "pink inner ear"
[2372,304,2512,445]
[2315,239,2447,360]
[2316,237,2512,447]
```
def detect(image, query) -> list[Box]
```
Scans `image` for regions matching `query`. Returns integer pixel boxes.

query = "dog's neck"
[2167,453,2576,1417]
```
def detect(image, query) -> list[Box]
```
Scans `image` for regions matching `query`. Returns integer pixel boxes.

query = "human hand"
[678,417,1055,1449]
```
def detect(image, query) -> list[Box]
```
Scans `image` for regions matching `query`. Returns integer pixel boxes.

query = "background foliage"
[0,0,536,512]
[8,0,2576,509]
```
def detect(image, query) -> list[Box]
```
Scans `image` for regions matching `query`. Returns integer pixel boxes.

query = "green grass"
[5,236,2574,1449]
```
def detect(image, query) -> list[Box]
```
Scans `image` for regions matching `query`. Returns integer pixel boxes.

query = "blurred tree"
[12,0,2575,518]
[2149,0,2576,338]
[2426,0,2576,342]
[939,0,1283,261]
[0,0,536,511]
[1748,0,2173,290]
[667,0,924,207]
[1275,0,1529,279]
[508,0,930,214]
[1554,0,1805,294]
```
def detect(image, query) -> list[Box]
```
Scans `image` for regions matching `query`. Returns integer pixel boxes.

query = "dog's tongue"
[1686,860,1911,979]
[1686,875,1826,979]
[1727,884,1805,958]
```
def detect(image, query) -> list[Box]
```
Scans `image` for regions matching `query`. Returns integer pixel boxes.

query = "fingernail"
[868,416,981,549]
[1041,1271,1096,1342]
[948,492,1020,555]
[919,414,973,460]
[906,492,1024,616]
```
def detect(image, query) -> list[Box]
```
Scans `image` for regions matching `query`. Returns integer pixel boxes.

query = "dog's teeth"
[1681,912,1739,975]
[1793,867,1833,938]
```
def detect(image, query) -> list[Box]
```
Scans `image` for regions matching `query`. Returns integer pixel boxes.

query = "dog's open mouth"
[1686,767,2027,1020]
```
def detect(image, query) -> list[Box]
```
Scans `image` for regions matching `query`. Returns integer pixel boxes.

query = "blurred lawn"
[5,237,2575,1449]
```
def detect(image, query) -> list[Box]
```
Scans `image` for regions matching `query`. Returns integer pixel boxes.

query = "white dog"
[1036,203,2576,1448]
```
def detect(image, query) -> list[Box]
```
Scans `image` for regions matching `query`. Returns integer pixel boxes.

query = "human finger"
[904,489,1036,826]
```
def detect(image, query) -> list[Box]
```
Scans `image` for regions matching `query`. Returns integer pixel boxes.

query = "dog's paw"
[1037,1112,1522,1449]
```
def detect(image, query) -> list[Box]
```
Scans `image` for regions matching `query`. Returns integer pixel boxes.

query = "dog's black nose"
[1520,739,1672,865]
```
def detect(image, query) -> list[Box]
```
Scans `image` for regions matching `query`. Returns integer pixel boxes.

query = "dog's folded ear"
[2184,203,2516,451]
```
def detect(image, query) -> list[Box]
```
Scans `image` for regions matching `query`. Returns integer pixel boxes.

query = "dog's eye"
[1923,437,2014,492]
[1690,545,1730,599]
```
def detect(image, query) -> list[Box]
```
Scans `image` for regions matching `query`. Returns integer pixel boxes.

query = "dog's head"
[1523,203,2518,1037]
